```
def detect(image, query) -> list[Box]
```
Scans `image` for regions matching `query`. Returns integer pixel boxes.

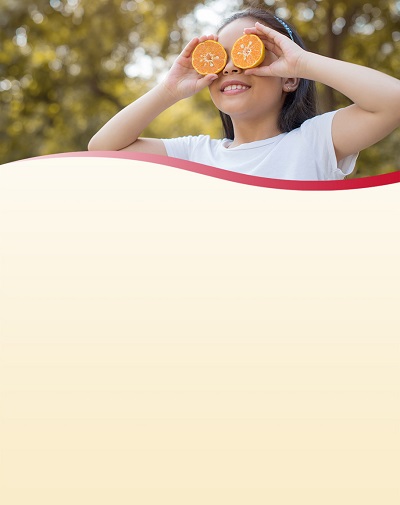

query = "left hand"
[243,22,306,78]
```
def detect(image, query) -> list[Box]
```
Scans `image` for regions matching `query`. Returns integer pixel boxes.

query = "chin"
[220,108,255,120]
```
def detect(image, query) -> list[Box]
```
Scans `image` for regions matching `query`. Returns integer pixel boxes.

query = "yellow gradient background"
[1,157,399,504]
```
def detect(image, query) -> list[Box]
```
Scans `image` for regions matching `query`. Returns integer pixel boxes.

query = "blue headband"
[274,16,294,41]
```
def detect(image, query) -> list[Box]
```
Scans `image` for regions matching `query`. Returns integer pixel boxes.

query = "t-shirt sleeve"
[160,136,193,160]
[161,135,216,161]
[160,135,222,165]
[300,110,358,179]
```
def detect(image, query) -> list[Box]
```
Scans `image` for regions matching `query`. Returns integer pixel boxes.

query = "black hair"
[217,7,318,140]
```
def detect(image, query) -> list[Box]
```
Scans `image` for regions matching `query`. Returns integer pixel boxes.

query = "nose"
[222,56,243,75]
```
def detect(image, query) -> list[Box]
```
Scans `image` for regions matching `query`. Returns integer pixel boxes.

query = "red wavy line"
[17,151,400,191]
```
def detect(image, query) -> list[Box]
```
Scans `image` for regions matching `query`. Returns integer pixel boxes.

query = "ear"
[282,77,300,93]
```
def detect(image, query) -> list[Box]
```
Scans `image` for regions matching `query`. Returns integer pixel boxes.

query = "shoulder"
[290,111,337,152]
[293,110,357,178]
[298,111,337,135]
[278,111,337,151]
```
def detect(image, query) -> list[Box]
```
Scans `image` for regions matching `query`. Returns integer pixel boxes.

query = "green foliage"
[1,0,399,176]
[0,0,201,163]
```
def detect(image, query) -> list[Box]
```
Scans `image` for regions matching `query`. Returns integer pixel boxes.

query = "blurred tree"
[0,0,206,163]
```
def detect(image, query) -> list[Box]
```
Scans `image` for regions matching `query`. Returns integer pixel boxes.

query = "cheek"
[208,82,220,103]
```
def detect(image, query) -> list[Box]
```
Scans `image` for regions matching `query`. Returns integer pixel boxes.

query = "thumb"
[193,73,218,95]
[244,66,273,77]
[201,73,219,86]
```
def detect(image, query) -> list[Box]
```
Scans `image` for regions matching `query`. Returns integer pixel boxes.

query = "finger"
[196,73,219,91]
[253,22,293,46]
[244,23,289,46]
[244,66,274,77]
[181,35,218,59]
[253,22,283,36]
[243,27,259,34]
[244,25,270,37]
[243,27,284,57]
[181,38,200,57]
[203,73,219,84]
[198,34,218,43]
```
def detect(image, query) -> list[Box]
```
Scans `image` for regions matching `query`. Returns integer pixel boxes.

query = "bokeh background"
[1,0,399,176]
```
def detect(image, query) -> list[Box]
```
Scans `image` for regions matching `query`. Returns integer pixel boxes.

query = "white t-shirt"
[161,110,358,181]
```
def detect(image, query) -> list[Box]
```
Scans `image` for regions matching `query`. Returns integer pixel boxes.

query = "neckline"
[222,132,286,150]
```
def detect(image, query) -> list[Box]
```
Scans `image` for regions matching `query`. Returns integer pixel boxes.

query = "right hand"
[161,35,220,101]
[243,22,306,78]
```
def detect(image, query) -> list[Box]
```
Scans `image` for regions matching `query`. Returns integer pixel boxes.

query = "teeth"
[223,84,249,91]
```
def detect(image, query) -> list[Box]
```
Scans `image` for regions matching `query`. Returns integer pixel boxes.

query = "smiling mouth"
[222,84,251,94]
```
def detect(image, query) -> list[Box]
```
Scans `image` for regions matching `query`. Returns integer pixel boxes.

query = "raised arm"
[88,36,219,153]
[88,83,175,154]
[244,22,400,162]
[300,51,400,162]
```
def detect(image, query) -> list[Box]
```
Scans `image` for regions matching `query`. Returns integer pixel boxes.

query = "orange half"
[192,40,227,75]
[231,34,266,69]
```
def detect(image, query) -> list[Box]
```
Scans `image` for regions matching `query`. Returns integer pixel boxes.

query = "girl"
[88,8,400,181]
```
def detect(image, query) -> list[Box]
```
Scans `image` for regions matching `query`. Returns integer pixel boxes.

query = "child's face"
[209,17,285,125]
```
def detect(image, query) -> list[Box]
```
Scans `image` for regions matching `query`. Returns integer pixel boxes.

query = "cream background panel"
[0,157,399,504]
